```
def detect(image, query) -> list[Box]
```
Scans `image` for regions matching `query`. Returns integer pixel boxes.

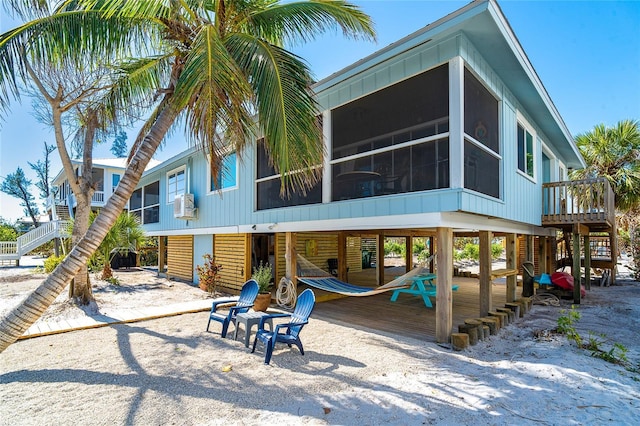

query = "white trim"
[142,211,554,237]
[449,56,464,190]
[329,132,450,166]
[322,110,332,203]
[166,165,186,204]
[206,151,238,195]
[516,112,537,182]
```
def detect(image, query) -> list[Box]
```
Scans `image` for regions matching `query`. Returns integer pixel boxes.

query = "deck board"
[306,267,512,342]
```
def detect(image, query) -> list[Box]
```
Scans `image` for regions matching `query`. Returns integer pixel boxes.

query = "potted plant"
[196,254,223,296]
[251,262,273,312]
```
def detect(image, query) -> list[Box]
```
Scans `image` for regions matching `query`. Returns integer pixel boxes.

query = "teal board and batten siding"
[135,29,565,231]
[136,148,255,233]
[192,234,213,285]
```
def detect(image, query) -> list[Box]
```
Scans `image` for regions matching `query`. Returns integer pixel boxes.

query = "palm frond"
[246,0,376,46]
[226,32,323,194]
[175,24,254,177]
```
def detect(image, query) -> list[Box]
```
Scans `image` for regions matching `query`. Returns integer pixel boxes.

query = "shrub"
[43,255,65,273]
[196,254,223,295]
[251,262,273,293]
[491,243,504,259]
[384,241,405,257]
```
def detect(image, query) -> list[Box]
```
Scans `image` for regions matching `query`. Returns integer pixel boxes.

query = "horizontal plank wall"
[346,237,363,273]
[276,233,286,281]
[214,234,249,292]
[296,232,339,273]
[167,235,193,282]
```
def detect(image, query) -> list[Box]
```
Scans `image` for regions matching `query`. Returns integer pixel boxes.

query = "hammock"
[294,253,435,297]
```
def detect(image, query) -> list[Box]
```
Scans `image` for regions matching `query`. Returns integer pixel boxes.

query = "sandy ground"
[0,258,639,425]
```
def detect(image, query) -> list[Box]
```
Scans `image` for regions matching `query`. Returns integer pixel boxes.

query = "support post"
[158,236,166,276]
[429,236,435,272]
[435,227,453,343]
[338,232,347,281]
[506,233,517,303]
[244,234,252,281]
[285,232,297,285]
[377,234,385,285]
[584,234,591,291]
[405,236,413,273]
[548,235,557,274]
[572,232,581,304]
[479,231,493,317]
[538,237,548,274]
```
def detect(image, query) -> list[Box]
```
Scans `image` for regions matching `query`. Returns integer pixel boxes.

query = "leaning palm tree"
[0,0,375,352]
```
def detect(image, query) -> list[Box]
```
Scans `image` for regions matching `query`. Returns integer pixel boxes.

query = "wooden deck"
[304,267,512,342]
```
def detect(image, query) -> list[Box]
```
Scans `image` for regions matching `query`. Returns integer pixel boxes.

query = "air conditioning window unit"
[174,193,196,219]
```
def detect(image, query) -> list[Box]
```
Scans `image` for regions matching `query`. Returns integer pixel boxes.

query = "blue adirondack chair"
[206,279,259,337]
[251,288,316,364]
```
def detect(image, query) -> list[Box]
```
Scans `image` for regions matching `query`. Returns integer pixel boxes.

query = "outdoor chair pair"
[206,279,315,365]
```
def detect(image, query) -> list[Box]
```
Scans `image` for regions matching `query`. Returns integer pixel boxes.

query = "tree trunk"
[0,104,179,353]
[70,191,94,304]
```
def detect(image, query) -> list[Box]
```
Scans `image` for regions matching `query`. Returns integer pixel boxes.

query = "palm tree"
[570,119,640,212]
[0,0,375,352]
[93,211,146,280]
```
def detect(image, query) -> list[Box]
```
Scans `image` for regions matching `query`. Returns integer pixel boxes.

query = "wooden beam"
[479,230,493,316]
[377,234,385,285]
[572,232,581,304]
[538,237,547,274]
[506,233,517,303]
[573,223,590,236]
[405,236,413,273]
[338,232,347,281]
[435,227,453,343]
[547,236,557,274]
[244,234,252,281]
[285,232,297,286]
[584,235,591,291]
[158,236,166,276]
[428,236,435,272]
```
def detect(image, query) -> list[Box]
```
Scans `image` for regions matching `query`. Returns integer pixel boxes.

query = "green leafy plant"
[585,332,629,365]
[105,276,121,286]
[252,262,273,293]
[43,255,65,273]
[196,254,223,295]
[557,305,582,347]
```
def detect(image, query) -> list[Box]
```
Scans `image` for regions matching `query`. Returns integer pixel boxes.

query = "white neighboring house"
[48,158,160,220]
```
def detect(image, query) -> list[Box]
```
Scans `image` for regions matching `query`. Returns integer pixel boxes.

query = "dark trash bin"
[522,261,534,297]
[362,250,372,269]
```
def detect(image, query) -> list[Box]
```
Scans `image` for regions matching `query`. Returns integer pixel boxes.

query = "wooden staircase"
[542,177,617,289]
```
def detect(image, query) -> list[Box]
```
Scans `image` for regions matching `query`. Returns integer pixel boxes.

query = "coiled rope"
[532,292,561,306]
[276,276,297,309]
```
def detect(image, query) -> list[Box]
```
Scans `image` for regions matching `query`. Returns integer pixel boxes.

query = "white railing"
[0,241,18,255]
[0,220,72,261]
[92,191,105,204]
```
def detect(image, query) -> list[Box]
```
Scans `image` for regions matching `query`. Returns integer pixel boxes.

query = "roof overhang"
[313,0,585,169]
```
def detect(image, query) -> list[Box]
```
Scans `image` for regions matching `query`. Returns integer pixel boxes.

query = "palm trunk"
[0,105,179,353]
[70,192,93,303]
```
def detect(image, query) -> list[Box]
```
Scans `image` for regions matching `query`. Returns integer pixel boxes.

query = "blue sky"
[1,0,639,222]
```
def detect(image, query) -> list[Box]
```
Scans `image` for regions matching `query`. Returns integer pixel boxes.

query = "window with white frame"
[209,152,237,192]
[330,64,450,201]
[130,181,159,224]
[167,167,186,202]
[463,68,500,198]
[112,174,121,193]
[256,139,323,210]
[517,122,535,178]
